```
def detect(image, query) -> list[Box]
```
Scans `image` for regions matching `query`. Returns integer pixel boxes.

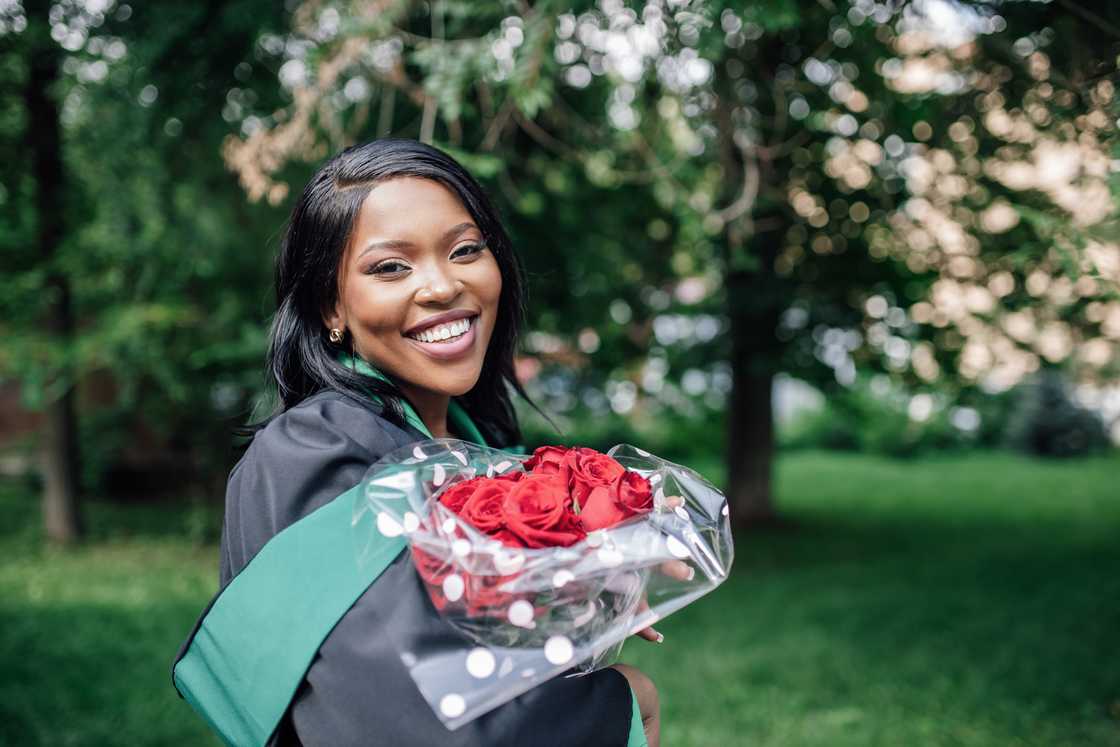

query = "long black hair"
[256,138,535,447]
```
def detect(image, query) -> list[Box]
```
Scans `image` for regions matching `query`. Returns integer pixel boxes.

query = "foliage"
[3,1,1120,512]
[221,0,1120,404]
[206,0,1120,521]
[4,451,1119,744]
[518,397,725,465]
[779,376,973,458]
[0,1,291,490]
[1003,369,1112,457]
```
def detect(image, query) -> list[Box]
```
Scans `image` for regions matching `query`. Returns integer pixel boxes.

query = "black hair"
[254,138,537,447]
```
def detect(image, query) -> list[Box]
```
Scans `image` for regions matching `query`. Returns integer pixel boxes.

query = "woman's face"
[328,177,502,400]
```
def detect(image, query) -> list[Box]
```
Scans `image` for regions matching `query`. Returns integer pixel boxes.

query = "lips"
[403,315,479,361]
[402,309,479,338]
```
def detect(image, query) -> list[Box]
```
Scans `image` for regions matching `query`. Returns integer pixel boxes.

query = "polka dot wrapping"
[357,438,734,730]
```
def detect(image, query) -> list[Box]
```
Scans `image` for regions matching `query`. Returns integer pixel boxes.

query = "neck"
[398,383,451,438]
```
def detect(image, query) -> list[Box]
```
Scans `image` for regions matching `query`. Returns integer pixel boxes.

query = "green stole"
[172,356,646,747]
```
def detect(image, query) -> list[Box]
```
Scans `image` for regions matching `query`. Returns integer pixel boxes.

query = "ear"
[322,302,345,336]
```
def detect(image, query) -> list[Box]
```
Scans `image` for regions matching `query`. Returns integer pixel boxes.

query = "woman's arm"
[611,663,660,747]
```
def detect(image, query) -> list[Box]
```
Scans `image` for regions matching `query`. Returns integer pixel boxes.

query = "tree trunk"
[27,0,83,543]
[725,264,783,529]
[713,49,789,529]
[726,363,775,525]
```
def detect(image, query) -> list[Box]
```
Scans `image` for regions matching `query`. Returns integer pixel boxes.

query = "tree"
[1,0,290,537]
[198,1,1120,526]
[21,0,83,542]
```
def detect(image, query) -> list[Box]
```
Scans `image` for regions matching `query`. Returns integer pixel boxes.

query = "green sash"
[338,353,488,445]
[173,356,646,746]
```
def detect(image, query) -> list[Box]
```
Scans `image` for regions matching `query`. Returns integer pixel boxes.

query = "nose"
[415,263,463,305]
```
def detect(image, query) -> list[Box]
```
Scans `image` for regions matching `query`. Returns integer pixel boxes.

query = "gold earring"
[329,328,344,343]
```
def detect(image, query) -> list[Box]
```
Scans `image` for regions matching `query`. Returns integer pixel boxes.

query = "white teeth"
[409,316,473,343]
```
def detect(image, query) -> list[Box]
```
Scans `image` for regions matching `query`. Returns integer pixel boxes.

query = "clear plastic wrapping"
[353,439,734,729]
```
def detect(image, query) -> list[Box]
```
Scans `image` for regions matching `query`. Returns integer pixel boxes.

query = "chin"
[429,367,484,398]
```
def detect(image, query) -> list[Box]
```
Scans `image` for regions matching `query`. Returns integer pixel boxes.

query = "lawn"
[1,451,1117,746]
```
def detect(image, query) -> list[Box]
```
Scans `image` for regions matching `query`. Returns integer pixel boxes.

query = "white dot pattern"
[442,574,464,602]
[544,635,574,665]
[597,547,624,567]
[494,550,525,575]
[552,570,574,588]
[402,512,420,533]
[508,599,534,627]
[439,693,466,718]
[376,512,403,537]
[465,648,496,678]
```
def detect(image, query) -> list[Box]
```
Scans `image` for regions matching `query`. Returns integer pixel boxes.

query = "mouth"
[403,314,480,360]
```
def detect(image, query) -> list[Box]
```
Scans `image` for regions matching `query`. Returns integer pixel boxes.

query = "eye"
[366,260,409,276]
[451,243,485,260]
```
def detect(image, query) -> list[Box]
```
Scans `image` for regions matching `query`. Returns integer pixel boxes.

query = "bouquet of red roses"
[355,439,733,730]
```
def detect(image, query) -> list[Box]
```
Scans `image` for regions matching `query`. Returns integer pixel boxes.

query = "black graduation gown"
[179,390,637,746]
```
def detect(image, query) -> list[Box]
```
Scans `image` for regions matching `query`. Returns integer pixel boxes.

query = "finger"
[658,559,695,582]
[664,494,684,509]
[630,597,664,643]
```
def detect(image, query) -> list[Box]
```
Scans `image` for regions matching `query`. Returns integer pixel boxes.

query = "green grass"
[625,452,1120,746]
[2,451,1118,746]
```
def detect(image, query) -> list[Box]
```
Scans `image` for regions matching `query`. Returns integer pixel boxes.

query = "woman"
[173,139,660,746]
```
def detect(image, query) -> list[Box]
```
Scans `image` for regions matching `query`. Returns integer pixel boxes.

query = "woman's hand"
[610,663,660,747]
[633,495,693,644]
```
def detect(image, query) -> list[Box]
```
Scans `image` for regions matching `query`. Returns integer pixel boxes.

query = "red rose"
[502,473,586,548]
[615,470,654,514]
[579,470,654,532]
[463,571,522,616]
[494,469,526,482]
[411,547,452,611]
[523,446,571,479]
[564,447,626,511]
[439,476,486,513]
[460,480,515,534]
[489,528,525,547]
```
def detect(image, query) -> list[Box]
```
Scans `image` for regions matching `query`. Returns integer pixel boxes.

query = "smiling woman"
[171,140,655,747]
[262,139,530,449]
[326,177,503,438]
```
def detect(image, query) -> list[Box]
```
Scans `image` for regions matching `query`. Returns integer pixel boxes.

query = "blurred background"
[2,0,1119,744]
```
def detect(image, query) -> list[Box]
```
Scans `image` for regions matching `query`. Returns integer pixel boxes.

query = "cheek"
[477,255,503,308]
[345,277,408,331]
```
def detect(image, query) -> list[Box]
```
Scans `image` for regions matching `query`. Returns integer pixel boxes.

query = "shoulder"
[248,391,399,457]
[219,391,423,583]
[232,389,425,497]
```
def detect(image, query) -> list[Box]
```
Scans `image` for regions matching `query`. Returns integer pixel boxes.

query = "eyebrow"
[356,221,479,259]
